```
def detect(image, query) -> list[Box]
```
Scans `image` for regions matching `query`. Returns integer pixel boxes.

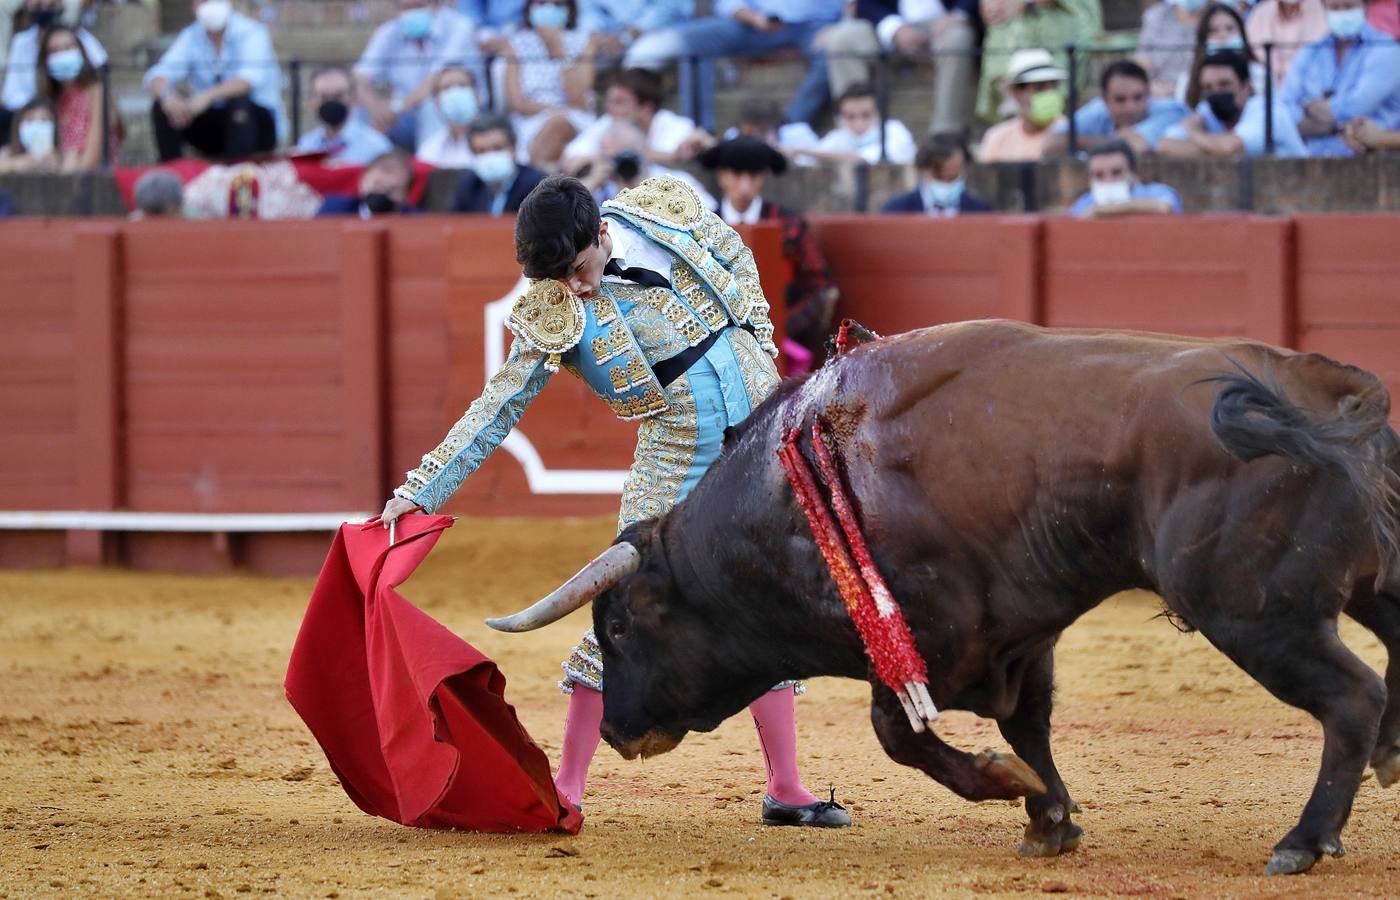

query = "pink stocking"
[554,685,604,807]
[749,686,820,806]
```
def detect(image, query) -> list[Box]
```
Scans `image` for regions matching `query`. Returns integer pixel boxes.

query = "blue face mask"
[1326,7,1366,38]
[529,2,570,29]
[46,47,85,83]
[473,149,516,183]
[922,177,964,210]
[1172,0,1208,11]
[1205,35,1245,54]
[437,85,478,125]
[399,8,434,39]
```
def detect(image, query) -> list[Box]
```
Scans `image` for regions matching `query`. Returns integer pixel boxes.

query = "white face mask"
[18,118,55,156]
[196,0,233,34]
[1326,7,1366,38]
[472,149,516,183]
[1089,179,1133,207]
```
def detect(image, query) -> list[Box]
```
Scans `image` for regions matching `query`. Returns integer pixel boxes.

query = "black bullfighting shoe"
[761,790,852,828]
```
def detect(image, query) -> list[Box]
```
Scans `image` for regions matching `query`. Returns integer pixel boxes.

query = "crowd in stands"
[0,0,1397,220]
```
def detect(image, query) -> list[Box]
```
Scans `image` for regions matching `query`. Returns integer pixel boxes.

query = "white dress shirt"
[604,217,674,283]
[720,197,763,226]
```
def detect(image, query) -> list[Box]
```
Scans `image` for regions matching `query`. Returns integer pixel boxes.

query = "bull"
[488,320,1400,876]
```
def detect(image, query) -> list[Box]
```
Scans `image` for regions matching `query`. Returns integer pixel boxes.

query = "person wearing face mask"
[1184,4,1267,108]
[1045,60,1189,156]
[698,135,839,373]
[1279,0,1400,156]
[805,82,917,164]
[503,0,597,167]
[355,0,477,152]
[881,131,991,216]
[977,0,1099,120]
[295,65,392,166]
[1067,138,1181,218]
[36,25,117,171]
[1159,51,1309,155]
[451,113,547,213]
[560,68,707,174]
[316,150,421,217]
[144,0,287,162]
[0,0,104,146]
[1246,0,1328,87]
[1137,0,1208,100]
[979,49,1067,162]
[0,98,58,172]
[414,65,483,167]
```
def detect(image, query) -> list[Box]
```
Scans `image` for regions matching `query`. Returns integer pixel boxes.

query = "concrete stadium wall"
[2,214,1397,573]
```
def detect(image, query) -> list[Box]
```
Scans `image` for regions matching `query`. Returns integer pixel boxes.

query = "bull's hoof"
[1373,744,1400,788]
[1017,820,1083,858]
[974,749,1048,798]
[1265,849,1319,876]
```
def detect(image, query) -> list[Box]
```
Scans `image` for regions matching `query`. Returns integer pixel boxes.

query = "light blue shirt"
[1053,96,1190,149]
[143,13,287,141]
[713,0,844,24]
[295,118,394,165]
[355,8,478,101]
[455,0,524,33]
[3,26,107,110]
[1069,182,1183,216]
[1165,94,1309,157]
[1280,24,1400,157]
[579,0,694,34]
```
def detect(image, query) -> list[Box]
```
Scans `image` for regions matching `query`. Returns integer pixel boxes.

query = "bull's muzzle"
[601,722,683,760]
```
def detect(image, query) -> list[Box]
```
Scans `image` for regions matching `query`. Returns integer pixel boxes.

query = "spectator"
[36,25,117,171]
[979,48,1067,162]
[1,0,103,145]
[1344,116,1400,151]
[579,0,695,59]
[979,0,1100,120]
[1184,4,1266,108]
[623,0,844,130]
[725,96,822,160]
[503,0,597,166]
[1159,51,1308,155]
[697,135,839,373]
[881,131,992,215]
[562,68,707,170]
[130,167,185,219]
[458,0,526,53]
[1045,60,1189,156]
[807,81,917,164]
[1068,138,1182,217]
[1245,0,1328,88]
[450,113,547,213]
[0,0,79,81]
[1367,0,1398,37]
[356,0,477,151]
[144,0,286,162]
[1281,0,1400,156]
[416,65,482,166]
[317,151,420,217]
[0,98,57,171]
[1137,0,1206,100]
[295,65,393,166]
[815,0,981,135]
[580,118,715,206]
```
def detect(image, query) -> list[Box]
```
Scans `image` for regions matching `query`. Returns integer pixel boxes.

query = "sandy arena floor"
[2,516,1398,898]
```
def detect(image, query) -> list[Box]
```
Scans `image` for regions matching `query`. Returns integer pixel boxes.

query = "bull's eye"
[607,618,629,643]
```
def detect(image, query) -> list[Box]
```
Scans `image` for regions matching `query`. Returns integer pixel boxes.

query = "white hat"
[1005,48,1068,86]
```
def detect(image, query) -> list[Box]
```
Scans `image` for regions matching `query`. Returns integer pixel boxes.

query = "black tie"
[604,258,670,289]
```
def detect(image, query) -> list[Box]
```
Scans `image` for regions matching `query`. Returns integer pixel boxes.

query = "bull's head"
[486,521,783,760]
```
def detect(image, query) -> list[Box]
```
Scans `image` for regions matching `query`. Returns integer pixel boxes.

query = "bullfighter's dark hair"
[1087,138,1137,172]
[515,175,600,280]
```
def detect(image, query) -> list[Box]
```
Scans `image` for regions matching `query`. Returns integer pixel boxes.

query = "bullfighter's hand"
[370,497,421,530]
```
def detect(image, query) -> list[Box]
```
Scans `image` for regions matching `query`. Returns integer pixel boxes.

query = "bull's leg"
[1194,612,1384,875]
[996,649,1081,857]
[1344,583,1400,787]
[869,683,1047,802]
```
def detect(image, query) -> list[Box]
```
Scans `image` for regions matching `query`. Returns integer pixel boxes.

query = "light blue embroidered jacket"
[395,176,776,514]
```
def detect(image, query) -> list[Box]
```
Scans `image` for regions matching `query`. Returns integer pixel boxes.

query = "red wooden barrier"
[2,213,1398,573]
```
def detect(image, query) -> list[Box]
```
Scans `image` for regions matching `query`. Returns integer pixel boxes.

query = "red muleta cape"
[285,514,582,834]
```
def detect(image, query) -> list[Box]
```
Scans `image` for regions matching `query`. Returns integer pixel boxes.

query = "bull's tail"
[1204,361,1400,590]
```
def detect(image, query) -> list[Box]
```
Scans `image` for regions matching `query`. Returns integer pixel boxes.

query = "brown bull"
[489,320,1400,875]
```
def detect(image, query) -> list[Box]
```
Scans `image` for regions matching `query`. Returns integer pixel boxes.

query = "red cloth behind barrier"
[112,156,434,211]
[284,514,582,833]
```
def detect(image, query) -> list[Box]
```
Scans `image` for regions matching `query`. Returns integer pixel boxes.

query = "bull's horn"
[485,542,641,633]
